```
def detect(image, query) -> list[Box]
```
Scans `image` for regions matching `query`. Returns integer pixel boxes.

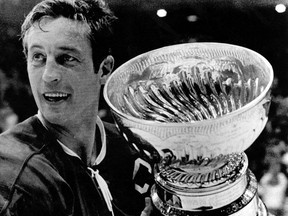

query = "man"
[0,0,154,215]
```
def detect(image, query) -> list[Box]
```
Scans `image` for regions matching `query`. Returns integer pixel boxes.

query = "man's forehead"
[25,17,90,46]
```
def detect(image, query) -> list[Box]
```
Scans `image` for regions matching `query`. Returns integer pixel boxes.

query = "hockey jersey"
[0,116,154,216]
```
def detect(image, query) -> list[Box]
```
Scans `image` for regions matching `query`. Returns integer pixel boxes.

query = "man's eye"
[32,53,46,63]
[58,55,78,65]
[65,55,76,62]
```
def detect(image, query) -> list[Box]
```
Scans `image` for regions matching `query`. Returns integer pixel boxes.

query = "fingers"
[140,197,153,216]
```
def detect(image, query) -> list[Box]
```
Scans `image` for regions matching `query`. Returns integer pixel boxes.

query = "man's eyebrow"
[59,46,82,54]
[29,44,43,50]
[28,45,82,55]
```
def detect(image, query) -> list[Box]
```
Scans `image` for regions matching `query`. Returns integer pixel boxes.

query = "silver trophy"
[103,43,273,215]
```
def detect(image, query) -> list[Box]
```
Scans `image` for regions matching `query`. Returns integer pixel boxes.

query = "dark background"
[1,0,288,179]
[1,0,288,118]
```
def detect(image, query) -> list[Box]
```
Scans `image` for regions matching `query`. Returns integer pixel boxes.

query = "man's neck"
[37,111,97,165]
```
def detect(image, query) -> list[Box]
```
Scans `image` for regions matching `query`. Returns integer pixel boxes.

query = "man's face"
[25,17,101,126]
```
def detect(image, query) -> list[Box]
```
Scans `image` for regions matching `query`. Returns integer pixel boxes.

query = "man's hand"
[140,197,153,216]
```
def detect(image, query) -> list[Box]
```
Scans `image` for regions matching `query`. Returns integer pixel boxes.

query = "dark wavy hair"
[21,0,117,68]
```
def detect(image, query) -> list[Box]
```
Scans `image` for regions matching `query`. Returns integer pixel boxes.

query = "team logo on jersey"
[133,158,152,194]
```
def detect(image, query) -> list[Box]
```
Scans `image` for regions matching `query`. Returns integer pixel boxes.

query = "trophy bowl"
[103,42,273,215]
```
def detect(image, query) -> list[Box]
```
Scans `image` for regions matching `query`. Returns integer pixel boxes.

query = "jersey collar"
[36,111,107,165]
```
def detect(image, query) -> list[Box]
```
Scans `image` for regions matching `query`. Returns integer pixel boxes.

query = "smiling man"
[25,16,102,162]
[0,0,154,216]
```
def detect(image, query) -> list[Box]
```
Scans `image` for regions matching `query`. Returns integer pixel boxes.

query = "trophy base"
[151,169,263,216]
[157,153,247,190]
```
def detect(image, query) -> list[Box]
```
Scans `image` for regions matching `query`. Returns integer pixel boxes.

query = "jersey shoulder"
[0,117,72,215]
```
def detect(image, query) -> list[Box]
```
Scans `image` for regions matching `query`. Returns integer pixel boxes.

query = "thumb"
[140,197,153,216]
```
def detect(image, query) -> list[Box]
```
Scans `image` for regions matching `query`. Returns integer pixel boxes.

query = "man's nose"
[42,59,61,83]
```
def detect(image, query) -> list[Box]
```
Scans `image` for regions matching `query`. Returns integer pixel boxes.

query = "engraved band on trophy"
[103,43,273,216]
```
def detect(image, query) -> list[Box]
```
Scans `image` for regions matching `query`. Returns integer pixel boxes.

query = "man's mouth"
[43,92,70,102]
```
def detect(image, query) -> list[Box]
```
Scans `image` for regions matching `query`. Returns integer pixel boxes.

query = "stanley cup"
[103,43,274,216]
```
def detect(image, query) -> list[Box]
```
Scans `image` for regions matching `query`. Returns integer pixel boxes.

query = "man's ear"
[99,55,114,85]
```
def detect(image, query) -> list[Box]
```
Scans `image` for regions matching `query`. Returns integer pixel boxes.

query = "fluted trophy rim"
[103,42,273,127]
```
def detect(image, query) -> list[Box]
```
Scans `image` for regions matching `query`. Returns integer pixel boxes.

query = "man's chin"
[42,112,67,126]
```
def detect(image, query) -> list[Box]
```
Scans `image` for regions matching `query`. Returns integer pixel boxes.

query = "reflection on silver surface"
[151,169,259,215]
[104,42,273,163]
[104,42,274,215]
[157,153,247,189]
[123,56,263,123]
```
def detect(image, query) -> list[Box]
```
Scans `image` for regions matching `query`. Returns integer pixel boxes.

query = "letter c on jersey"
[133,158,152,194]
